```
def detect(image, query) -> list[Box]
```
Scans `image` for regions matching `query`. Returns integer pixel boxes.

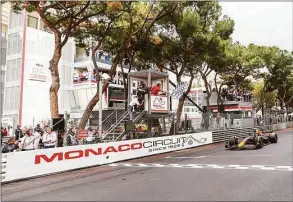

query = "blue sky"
[220,2,292,51]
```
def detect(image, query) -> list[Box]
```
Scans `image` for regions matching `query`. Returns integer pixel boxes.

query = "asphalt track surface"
[2,128,293,201]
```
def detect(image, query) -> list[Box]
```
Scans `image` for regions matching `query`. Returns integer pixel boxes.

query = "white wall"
[21,28,75,126]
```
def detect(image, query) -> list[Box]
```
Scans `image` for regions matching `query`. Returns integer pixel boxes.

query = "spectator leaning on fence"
[66,128,78,146]
[42,127,57,149]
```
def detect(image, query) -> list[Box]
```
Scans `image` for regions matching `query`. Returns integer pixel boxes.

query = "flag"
[172,82,188,99]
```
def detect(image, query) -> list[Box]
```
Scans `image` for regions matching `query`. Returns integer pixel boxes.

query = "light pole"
[99,76,103,137]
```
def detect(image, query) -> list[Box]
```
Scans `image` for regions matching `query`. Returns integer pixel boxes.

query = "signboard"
[77,130,88,140]
[29,62,47,82]
[151,95,168,113]
[2,132,212,182]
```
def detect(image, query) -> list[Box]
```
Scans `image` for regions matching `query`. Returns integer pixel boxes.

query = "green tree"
[220,43,266,90]
[135,2,235,131]
[8,1,107,118]
[263,47,293,111]
[74,2,123,129]
[77,1,179,129]
[252,81,278,113]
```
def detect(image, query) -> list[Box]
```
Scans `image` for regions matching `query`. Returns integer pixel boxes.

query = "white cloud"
[220,2,293,51]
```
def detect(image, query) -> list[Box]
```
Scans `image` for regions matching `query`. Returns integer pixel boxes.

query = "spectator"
[98,51,103,59]
[151,83,165,95]
[1,127,6,139]
[2,137,18,153]
[57,130,64,147]
[129,95,141,112]
[1,128,8,137]
[14,125,23,140]
[42,127,58,149]
[7,125,13,136]
[66,128,78,146]
[85,128,94,143]
[19,127,36,151]
[34,124,43,135]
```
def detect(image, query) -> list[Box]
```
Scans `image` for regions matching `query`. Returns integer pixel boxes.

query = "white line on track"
[107,163,293,172]
[165,156,205,159]
[165,155,273,159]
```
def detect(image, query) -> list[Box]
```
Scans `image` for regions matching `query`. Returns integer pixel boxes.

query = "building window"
[27,15,38,29]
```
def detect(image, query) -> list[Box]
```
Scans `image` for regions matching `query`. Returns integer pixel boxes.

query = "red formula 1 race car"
[225,129,278,150]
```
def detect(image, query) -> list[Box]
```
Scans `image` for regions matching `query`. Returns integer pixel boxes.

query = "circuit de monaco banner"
[2,132,212,182]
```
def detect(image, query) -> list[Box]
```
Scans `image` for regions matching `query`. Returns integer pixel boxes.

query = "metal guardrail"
[211,122,292,143]
[212,127,257,143]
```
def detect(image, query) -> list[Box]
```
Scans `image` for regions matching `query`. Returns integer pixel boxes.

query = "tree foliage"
[252,81,278,113]
[76,1,180,129]
[263,47,293,110]
[133,1,235,131]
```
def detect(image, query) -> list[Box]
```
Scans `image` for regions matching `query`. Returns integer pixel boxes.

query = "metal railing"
[101,107,131,141]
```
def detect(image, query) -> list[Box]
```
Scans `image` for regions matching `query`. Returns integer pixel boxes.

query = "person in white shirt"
[42,127,57,149]
[86,128,94,143]
[19,127,37,151]
[33,129,42,150]
[129,95,141,112]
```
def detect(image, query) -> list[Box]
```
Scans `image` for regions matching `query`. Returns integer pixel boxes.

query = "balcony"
[74,56,112,65]
[74,56,130,70]
[73,73,125,87]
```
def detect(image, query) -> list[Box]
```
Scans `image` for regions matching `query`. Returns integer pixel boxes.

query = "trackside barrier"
[212,127,256,143]
[1,132,213,182]
[272,122,293,131]
[1,122,292,183]
[212,122,293,143]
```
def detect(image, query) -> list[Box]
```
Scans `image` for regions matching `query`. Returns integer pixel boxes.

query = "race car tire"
[229,137,237,147]
[263,137,269,144]
[256,136,264,149]
[269,133,278,143]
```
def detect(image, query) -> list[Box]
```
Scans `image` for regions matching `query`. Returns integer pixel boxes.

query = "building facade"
[1,4,10,123]
[3,10,75,127]
[2,9,137,128]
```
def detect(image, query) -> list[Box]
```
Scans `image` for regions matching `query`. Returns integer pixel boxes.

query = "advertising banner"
[2,132,212,182]
[29,62,47,82]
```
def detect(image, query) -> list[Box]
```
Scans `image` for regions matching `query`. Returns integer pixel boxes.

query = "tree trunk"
[202,74,212,130]
[78,55,121,129]
[214,73,224,113]
[49,39,62,118]
[120,60,128,109]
